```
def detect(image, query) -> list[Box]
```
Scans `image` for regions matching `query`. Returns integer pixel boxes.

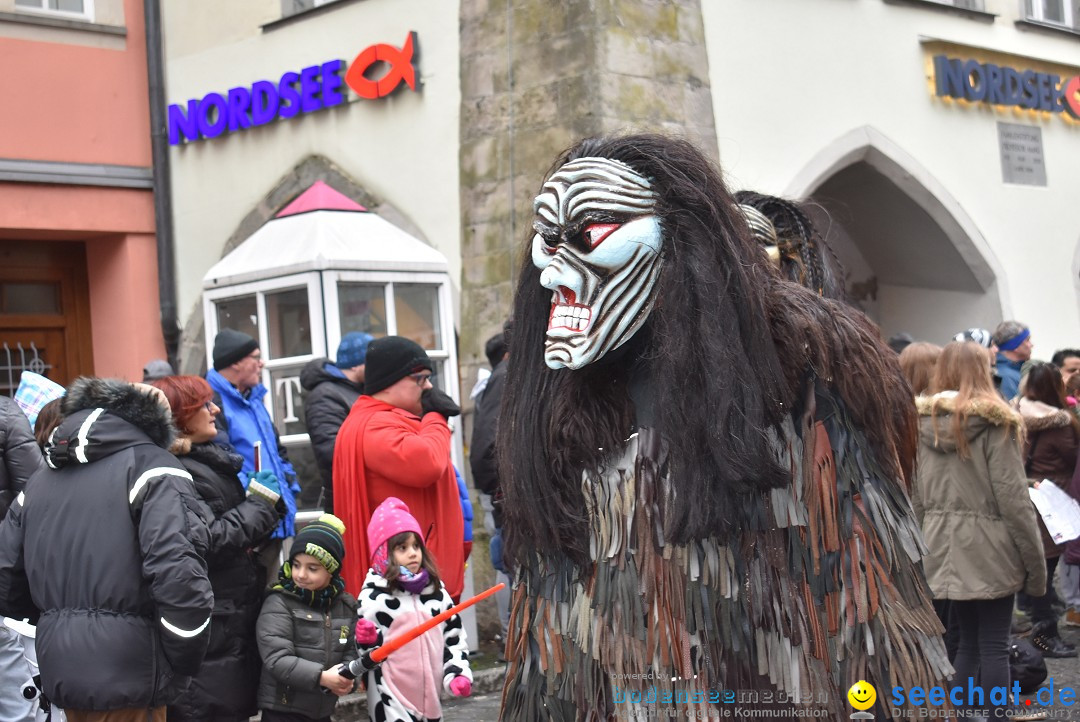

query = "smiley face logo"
[847,680,877,710]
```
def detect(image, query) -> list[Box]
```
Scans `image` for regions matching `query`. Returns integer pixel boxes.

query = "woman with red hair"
[151,375,282,722]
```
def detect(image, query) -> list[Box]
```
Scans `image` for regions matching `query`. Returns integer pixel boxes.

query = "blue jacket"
[995,353,1023,401]
[207,369,300,538]
[454,464,473,543]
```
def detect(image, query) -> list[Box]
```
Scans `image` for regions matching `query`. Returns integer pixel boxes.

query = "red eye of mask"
[583,223,620,248]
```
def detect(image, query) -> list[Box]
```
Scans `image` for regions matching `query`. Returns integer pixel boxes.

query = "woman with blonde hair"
[899,341,942,397]
[912,341,1045,717]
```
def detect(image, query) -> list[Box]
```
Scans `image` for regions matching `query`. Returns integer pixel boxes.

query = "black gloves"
[421,388,461,419]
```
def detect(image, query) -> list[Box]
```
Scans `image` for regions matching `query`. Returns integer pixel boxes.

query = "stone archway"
[786,126,1007,345]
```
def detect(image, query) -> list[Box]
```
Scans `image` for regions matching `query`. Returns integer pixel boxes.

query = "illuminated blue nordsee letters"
[168,59,346,145]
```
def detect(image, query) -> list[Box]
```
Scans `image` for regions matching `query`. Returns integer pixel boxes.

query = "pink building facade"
[0,0,164,388]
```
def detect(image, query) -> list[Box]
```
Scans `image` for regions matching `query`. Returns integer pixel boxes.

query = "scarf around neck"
[397,566,430,594]
[273,561,345,610]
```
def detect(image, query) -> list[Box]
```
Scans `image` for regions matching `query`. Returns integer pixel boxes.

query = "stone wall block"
[460,14,507,59]
[462,219,515,260]
[510,125,579,184]
[511,83,562,131]
[556,75,596,126]
[563,0,596,35]
[460,0,492,24]
[653,40,710,85]
[462,93,512,138]
[510,30,592,93]
[683,83,716,128]
[511,1,568,47]
[462,179,513,224]
[605,0,679,42]
[461,135,510,187]
[463,249,513,287]
[461,50,497,100]
[675,1,706,45]
[599,74,682,125]
[603,28,653,77]
[461,283,513,351]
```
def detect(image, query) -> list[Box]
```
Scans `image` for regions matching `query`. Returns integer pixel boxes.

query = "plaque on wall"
[997,122,1047,187]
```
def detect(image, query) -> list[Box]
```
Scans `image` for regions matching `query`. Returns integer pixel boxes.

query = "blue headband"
[998,328,1030,352]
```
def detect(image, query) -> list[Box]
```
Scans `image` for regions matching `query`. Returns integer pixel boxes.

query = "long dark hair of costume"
[733,191,848,302]
[499,134,916,572]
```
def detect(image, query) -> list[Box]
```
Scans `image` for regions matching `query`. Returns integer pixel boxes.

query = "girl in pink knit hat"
[356,497,472,721]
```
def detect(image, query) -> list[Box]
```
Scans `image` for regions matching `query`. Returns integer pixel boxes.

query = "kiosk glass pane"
[267,364,308,437]
[266,287,311,359]
[216,295,258,342]
[338,283,387,337]
[395,284,441,350]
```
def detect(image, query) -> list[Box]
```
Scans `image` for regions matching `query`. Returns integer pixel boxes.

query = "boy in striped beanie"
[256,513,358,720]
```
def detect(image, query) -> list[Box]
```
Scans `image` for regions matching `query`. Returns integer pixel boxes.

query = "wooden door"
[0,241,93,395]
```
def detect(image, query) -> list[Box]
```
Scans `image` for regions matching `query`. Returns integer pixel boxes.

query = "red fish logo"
[345,31,419,99]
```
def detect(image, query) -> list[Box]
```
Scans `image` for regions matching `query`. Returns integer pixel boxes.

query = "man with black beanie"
[331,336,465,600]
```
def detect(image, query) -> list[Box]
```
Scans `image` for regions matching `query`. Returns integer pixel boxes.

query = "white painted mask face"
[531,157,664,370]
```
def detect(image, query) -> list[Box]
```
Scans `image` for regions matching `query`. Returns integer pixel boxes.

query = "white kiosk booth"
[201,182,474,642]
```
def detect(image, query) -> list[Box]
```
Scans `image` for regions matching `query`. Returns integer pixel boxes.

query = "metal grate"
[0,342,51,397]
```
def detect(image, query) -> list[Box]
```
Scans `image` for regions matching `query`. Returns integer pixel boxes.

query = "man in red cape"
[332,336,465,600]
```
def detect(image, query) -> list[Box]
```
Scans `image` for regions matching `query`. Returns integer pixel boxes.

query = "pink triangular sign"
[276,180,367,218]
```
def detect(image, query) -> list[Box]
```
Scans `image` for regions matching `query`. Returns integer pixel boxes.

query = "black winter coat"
[470,362,506,523]
[256,589,357,719]
[0,395,44,519]
[299,358,362,512]
[0,378,213,711]
[166,441,279,721]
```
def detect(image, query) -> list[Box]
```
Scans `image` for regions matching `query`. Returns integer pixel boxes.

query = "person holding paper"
[1016,362,1080,657]
[912,341,1046,717]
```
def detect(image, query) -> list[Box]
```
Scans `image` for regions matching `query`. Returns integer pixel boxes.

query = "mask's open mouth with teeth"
[548,287,592,333]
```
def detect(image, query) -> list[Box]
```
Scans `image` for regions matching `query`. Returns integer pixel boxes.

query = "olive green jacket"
[912,392,1046,600]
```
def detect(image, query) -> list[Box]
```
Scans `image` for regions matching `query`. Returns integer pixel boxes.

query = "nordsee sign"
[932,54,1080,120]
[168,60,347,145]
[168,33,419,146]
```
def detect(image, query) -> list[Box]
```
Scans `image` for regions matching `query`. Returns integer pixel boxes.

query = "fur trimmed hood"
[915,391,1021,426]
[1014,397,1076,433]
[916,391,1022,453]
[52,377,177,458]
